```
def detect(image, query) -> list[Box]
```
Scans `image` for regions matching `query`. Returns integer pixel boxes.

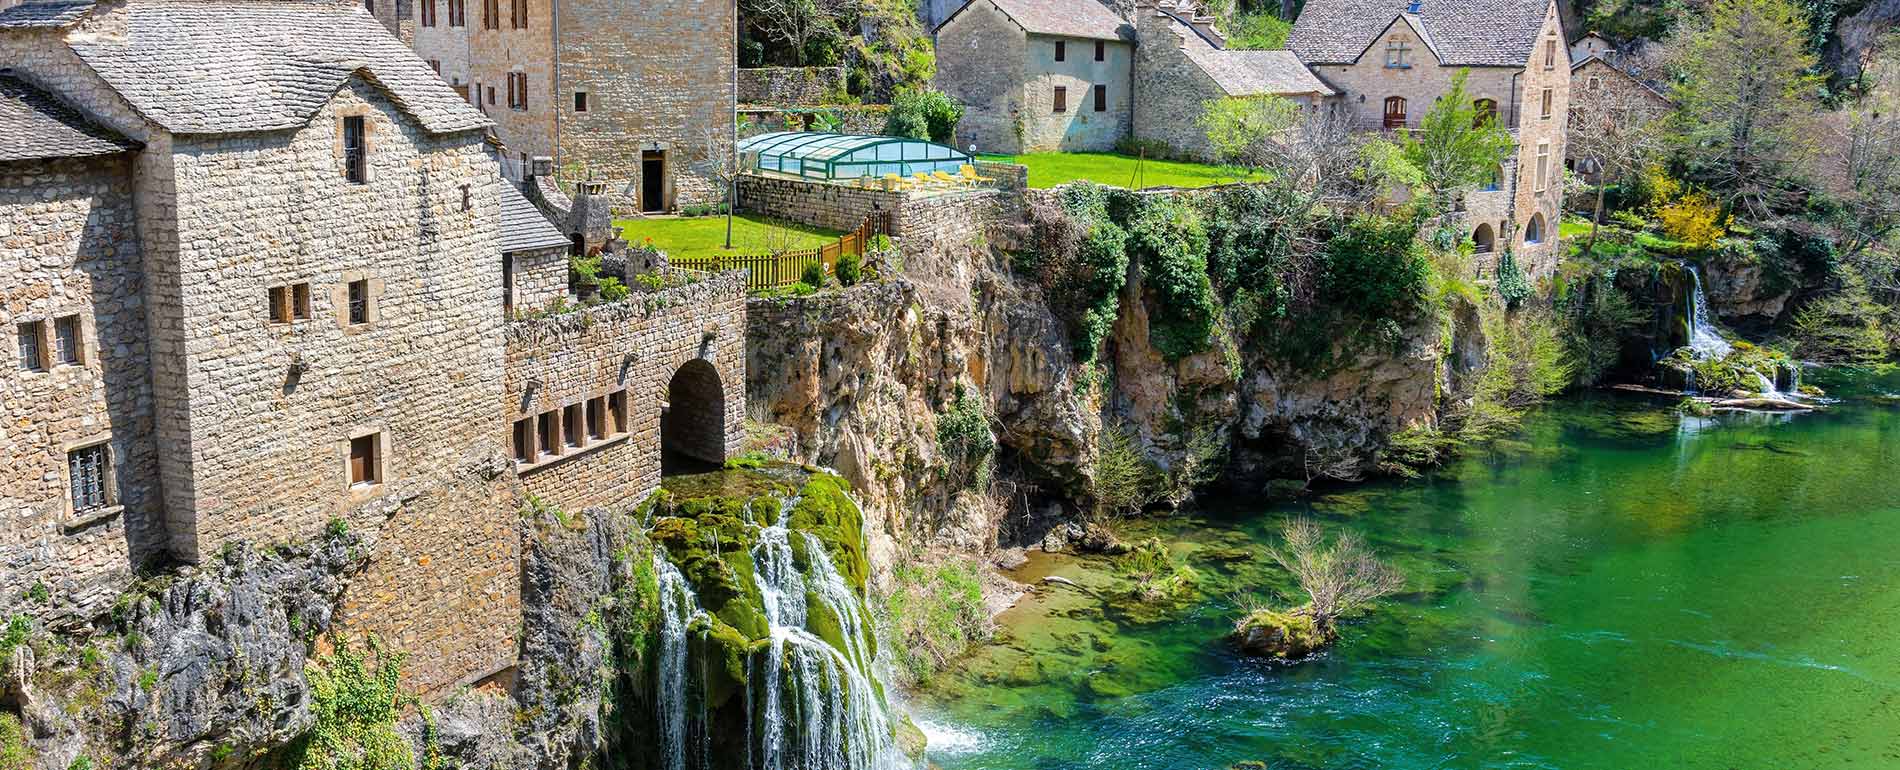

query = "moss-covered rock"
[786,474,871,593]
[1230,607,1334,661]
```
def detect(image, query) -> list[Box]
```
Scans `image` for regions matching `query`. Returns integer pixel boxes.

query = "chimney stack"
[567,180,615,257]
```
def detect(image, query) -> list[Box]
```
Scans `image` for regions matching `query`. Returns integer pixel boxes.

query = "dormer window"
[1385,39,1412,69]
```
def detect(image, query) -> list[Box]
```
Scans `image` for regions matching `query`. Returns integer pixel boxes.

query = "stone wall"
[737,174,908,232]
[1510,2,1570,279]
[738,104,890,138]
[554,0,736,211]
[935,0,1029,153]
[502,269,749,514]
[737,66,845,106]
[736,174,1010,266]
[509,244,570,315]
[0,153,162,625]
[468,0,558,172]
[1130,12,1322,161]
[1018,33,1134,153]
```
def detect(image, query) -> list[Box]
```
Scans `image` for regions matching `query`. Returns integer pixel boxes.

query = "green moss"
[0,712,33,770]
[649,513,769,641]
[786,474,870,593]
[1230,607,1333,660]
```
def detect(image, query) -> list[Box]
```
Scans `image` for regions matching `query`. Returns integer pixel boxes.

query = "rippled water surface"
[916,370,1900,770]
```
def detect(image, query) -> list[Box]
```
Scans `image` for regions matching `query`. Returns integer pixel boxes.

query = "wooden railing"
[668,218,883,291]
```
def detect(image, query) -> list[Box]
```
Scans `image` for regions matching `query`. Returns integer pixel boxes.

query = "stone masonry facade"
[402,0,736,213]
[936,0,1134,154]
[0,0,752,697]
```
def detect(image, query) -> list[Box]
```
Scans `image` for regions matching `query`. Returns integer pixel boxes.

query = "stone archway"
[1473,223,1495,254]
[662,358,727,474]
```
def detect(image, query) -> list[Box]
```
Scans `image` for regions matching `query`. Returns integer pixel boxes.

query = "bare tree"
[1567,74,1667,256]
[690,121,740,249]
[747,0,849,66]
[1823,34,1900,264]
[1267,518,1406,628]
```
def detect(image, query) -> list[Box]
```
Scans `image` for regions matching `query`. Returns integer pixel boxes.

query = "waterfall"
[1686,266,1733,360]
[656,554,707,770]
[749,502,905,770]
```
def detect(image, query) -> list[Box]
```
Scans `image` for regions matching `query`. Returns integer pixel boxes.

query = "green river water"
[914,369,1900,770]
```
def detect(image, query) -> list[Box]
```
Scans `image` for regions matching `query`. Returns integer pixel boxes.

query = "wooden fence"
[668,218,883,291]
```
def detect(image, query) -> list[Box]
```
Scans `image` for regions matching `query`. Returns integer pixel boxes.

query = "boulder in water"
[1230,607,1333,661]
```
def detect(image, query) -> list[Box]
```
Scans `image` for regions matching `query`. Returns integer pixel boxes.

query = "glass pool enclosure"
[739,131,973,182]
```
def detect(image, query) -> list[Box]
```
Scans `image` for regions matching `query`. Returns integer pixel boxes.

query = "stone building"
[935,0,1135,154]
[1567,40,1670,181]
[934,0,1332,159]
[0,0,751,698]
[1131,2,1333,160]
[1288,0,1572,277]
[399,0,738,214]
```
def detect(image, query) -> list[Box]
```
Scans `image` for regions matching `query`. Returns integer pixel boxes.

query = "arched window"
[1473,223,1495,254]
[1525,212,1547,244]
[1383,96,1407,129]
[1473,98,1498,127]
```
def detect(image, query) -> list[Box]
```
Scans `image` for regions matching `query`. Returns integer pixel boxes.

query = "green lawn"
[979,152,1267,190]
[616,214,843,260]
[1559,216,1593,240]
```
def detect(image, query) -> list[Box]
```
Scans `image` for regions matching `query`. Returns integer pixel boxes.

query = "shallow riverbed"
[915,369,1900,770]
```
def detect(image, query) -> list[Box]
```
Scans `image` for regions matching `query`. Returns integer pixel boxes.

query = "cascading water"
[1686,265,1733,360]
[656,554,708,770]
[750,503,906,770]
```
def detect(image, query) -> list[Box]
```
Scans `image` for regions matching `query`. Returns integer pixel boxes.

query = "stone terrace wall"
[502,269,749,514]
[738,174,907,232]
[738,66,845,106]
[0,154,162,626]
[739,104,889,138]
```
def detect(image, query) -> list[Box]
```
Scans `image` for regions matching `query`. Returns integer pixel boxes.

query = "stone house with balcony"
[397,0,737,215]
[1288,0,1572,277]
[936,0,1333,157]
[0,0,747,696]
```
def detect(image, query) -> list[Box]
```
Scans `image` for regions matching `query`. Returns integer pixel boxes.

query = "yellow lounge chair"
[882,173,910,191]
[932,170,964,186]
[913,171,936,188]
[958,164,995,184]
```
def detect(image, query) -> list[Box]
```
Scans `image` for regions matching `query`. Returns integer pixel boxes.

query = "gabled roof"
[0,73,138,162]
[67,0,489,136]
[1157,11,1334,97]
[938,0,1132,42]
[0,0,94,29]
[1571,55,1671,103]
[499,182,570,254]
[1287,0,1555,67]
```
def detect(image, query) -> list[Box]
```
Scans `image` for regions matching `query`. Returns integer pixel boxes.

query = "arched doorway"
[661,358,726,474]
[1382,96,1407,129]
[1473,223,1495,254]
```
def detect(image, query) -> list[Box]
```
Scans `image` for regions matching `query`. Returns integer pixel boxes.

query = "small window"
[510,0,523,28]
[482,0,497,29]
[609,390,628,433]
[1535,142,1550,192]
[563,403,584,448]
[506,73,517,109]
[537,411,558,457]
[349,433,380,487]
[347,279,370,325]
[574,91,589,112]
[270,285,291,323]
[512,418,533,462]
[421,0,435,26]
[1526,212,1547,244]
[292,283,311,319]
[69,442,111,512]
[1588,75,1602,91]
[1093,84,1106,112]
[1053,86,1067,113]
[1541,88,1553,119]
[1483,164,1502,192]
[342,115,368,183]
[1094,40,1105,62]
[512,72,528,111]
[1473,98,1497,127]
[1055,40,1065,62]
[586,397,605,440]
[17,321,45,372]
[487,85,496,106]
[1385,39,1411,68]
[428,59,441,75]
[1545,39,1557,69]
[53,315,81,365]
[448,0,464,26]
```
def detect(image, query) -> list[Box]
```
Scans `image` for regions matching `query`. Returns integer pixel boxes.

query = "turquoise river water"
[914,369,1900,770]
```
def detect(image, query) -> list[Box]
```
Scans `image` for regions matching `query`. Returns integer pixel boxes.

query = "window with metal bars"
[347,279,369,325]
[17,321,44,371]
[343,115,367,183]
[69,443,110,512]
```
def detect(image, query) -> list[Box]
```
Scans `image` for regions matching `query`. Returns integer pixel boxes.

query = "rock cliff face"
[745,217,1451,566]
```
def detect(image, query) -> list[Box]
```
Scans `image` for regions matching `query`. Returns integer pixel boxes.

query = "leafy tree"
[1127,198,1215,360]
[1400,70,1515,213]
[1663,0,1823,217]
[883,88,964,144]
[1822,34,1900,260]
[1199,95,1298,168]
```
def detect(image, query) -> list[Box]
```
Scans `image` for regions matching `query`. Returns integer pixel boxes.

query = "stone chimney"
[567,180,615,257]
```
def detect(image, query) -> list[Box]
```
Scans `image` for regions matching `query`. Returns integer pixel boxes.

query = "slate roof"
[0,0,94,28]
[67,0,489,136]
[499,182,570,254]
[1163,13,1334,97]
[940,0,1132,41]
[1287,0,1555,67]
[0,73,137,162]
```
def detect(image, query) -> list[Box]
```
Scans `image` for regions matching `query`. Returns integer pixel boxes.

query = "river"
[915,369,1900,769]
